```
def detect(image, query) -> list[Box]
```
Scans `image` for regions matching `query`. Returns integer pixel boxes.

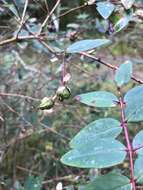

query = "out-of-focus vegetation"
[0,0,143,189]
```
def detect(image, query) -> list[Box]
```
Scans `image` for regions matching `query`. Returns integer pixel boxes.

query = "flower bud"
[39,97,54,110]
[56,86,71,101]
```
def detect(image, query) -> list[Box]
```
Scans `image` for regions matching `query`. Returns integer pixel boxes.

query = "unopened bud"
[56,86,71,101]
[39,97,54,110]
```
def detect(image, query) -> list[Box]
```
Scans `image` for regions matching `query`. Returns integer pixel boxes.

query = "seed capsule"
[39,97,54,110]
[56,86,71,101]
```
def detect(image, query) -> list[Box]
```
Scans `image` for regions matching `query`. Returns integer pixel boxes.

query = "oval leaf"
[70,118,122,148]
[114,16,130,33]
[24,176,43,190]
[115,61,133,87]
[96,2,115,19]
[61,139,126,168]
[133,131,143,184]
[121,0,135,9]
[85,172,131,190]
[75,91,118,107]
[124,85,143,122]
[134,156,143,184]
[66,39,111,53]
[133,130,143,155]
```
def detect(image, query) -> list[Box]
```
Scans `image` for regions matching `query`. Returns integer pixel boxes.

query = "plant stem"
[118,90,136,190]
[80,52,143,84]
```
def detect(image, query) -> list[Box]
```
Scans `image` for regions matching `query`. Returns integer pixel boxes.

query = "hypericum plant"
[60,39,143,190]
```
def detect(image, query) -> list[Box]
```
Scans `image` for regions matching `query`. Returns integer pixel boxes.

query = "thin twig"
[44,0,50,12]
[40,122,70,141]
[80,52,143,84]
[38,0,61,35]
[0,35,43,46]
[0,92,40,101]
[16,165,40,175]
[42,175,78,184]
[16,0,29,37]
[57,3,88,20]
[31,0,48,13]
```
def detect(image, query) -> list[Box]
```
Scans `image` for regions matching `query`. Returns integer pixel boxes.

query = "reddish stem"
[80,52,143,84]
[61,53,66,85]
[118,90,136,190]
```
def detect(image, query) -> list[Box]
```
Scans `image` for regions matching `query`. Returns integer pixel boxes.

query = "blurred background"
[0,0,143,189]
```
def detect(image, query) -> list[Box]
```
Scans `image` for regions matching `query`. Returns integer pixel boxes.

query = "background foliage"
[0,0,143,189]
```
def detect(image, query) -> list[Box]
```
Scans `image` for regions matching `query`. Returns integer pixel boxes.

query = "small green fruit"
[39,97,54,110]
[56,86,71,101]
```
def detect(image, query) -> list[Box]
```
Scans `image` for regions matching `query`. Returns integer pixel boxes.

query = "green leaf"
[61,139,126,168]
[133,131,143,184]
[24,176,43,190]
[132,130,143,155]
[96,2,115,19]
[15,0,25,7]
[134,156,143,184]
[133,130,143,184]
[14,181,23,190]
[70,118,122,148]
[115,61,132,87]
[66,39,111,53]
[114,16,130,33]
[84,172,131,190]
[121,0,135,9]
[75,91,118,107]
[124,85,143,122]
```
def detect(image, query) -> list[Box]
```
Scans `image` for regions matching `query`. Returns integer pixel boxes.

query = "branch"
[15,0,29,37]
[0,92,40,101]
[42,174,79,184]
[0,35,42,46]
[16,165,39,175]
[80,52,143,84]
[40,122,70,141]
[38,0,61,35]
[58,3,88,19]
